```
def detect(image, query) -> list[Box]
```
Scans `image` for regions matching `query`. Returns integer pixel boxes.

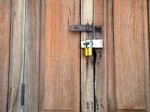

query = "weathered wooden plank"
[24,0,40,112]
[116,109,146,112]
[0,0,10,111]
[113,0,149,110]
[44,0,80,111]
[147,0,150,111]
[95,0,103,24]
[81,0,94,112]
[8,0,25,111]
[144,0,150,111]
[39,0,46,112]
[94,0,108,112]
[44,110,78,112]
[107,0,116,112]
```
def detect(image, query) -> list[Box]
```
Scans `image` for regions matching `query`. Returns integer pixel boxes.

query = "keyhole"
[85,42,90,47]
[83,40,93,48]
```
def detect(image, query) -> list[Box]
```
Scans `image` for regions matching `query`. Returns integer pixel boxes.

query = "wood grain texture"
[0,0,10,111]
[94,0,108,112]
[44,0,80,111]
[116,110,146,112]
[8,0,25,112]
[24,0,40,111]
[107,0,116,112]
[44,110,79,112]
[39,0,46,112]
[81,0,94,112]
[144,0,150,111]
[113,0,149,110]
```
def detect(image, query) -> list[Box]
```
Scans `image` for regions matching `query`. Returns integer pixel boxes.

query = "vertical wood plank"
[109,0,150,112]
[8,0,25,111]
[95,0,103,24]
[24,0,40,111]
[39,0,46,111]
[144,0,150,111]
[81,0,94,112]
[0,0,10,111]
[44,0,80,111]
[116,110,146,112]
[107,0,116,112]
[94,0,108,112]
[113,0,149,110]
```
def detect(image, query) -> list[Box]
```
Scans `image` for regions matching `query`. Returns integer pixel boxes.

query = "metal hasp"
[81,39,103,48]
[81,39,103,57]
[70,24,102,32]
[69,24,103,57]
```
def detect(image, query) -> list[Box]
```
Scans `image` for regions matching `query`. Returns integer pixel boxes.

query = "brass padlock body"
[84,47,93,56]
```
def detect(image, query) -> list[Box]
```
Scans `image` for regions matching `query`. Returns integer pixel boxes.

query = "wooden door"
[0,0,150,112]
[108,0,150,112]
[42,0,80,112]
[42,0,150,112]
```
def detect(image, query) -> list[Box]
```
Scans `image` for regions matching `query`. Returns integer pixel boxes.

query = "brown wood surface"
[107,0,116,112]
[113,0,149,111]
[144,0,150,110]
[39,0,46,112]
[8,0,25,111]
[116,110,146,112]
[0,0,149,112]
[148,0,150,111]
[8,0,41,112]
[81,0,94,112]
[44,0,80,111]
[24,0,40,112]
[44,111,78,112]
[0,0,10,111]
[94,0,108,112]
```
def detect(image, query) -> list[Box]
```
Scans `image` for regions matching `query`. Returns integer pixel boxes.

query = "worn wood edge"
[94,0,108,112]
[39,0,46,112]
[0,0,11,111]
[116,109,146,112]
[100,0,108,111]
[107,0,116,112]
[43,110,79,112]
[81,0,94,112]
[147,1,150,111]
[144,0,150,111]
[23,0,40,111]
[8,0,25,111]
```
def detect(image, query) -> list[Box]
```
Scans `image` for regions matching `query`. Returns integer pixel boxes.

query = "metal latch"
[70,24,102,32]
[81,39,103,56]
[69,24,103,57]
[81,39,103,48]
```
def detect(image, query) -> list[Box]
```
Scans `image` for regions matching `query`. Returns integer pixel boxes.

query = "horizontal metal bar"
[70,25,102,32]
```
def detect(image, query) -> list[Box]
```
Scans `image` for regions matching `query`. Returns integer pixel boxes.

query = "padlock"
[84,47,93,56]
[83,41,93,57]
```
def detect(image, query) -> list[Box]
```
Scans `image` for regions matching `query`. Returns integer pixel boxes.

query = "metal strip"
[81,39,103,48]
